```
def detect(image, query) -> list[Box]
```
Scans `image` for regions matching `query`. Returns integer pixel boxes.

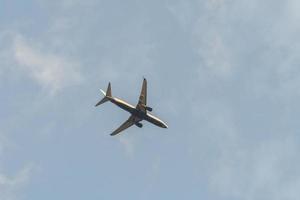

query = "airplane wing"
[110,115,141,136]
[136,78,147,112]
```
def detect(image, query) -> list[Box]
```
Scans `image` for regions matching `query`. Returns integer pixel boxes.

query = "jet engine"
[135,122,143,128]
[146,106,153,112]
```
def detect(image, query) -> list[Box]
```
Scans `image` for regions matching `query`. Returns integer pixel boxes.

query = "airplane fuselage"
[108,97,168,128]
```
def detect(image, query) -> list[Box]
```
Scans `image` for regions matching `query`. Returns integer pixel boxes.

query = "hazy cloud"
[13,35,83,95]
[0,132,35,200]
[209,136,300,200]
[0,164,35,200]
[118,135,136,159]
[2,1,300,199]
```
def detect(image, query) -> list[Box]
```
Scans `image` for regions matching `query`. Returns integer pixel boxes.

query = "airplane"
[95,78,168,136]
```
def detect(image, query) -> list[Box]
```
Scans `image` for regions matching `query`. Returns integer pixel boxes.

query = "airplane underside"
[95,78,167,136]
[112,100,167,128]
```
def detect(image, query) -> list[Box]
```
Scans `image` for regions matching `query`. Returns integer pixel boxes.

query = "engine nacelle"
[135,122,143,128]
[146,106,153,112]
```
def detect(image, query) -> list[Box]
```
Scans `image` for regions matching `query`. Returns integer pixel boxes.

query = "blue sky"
[1,0,300,199]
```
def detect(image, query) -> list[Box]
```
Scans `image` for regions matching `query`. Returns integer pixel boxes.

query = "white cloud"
[13,35,83,95]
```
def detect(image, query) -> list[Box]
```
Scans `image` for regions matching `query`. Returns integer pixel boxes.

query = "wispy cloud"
[0,131,36,200]
[0,164,35,200]
[13,35,83,95]
[197,33,234,79]
[60,0,97,8]
[168,0,236,79]
[118,135,136,159]
[209,136,300,200]
[189,98,300,200]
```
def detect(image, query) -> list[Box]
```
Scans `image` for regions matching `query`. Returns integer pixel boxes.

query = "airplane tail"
[95,83,112,106]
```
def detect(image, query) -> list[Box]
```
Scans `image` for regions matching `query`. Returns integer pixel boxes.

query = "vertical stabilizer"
[106,82,112,97]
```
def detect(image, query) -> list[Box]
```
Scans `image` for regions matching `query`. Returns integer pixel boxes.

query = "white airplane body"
[95,78,168,136]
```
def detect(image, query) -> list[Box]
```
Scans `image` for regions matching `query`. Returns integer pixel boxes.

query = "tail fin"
[105,82,112,97]
[95,82,112,107]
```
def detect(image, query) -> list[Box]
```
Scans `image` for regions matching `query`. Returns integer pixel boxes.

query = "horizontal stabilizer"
[95,82,112,106]
[95,97,108,106]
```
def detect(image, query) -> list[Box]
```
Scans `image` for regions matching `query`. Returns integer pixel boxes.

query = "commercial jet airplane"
[95,78,168,136]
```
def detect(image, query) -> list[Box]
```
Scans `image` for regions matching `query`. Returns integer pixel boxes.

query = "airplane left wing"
[110,115,140,136]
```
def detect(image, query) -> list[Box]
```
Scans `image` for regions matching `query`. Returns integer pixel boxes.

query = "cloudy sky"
[1,0,300,199]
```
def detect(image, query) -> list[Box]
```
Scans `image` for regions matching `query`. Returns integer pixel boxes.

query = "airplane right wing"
[110,115,141,136]
[136,78,147,112]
